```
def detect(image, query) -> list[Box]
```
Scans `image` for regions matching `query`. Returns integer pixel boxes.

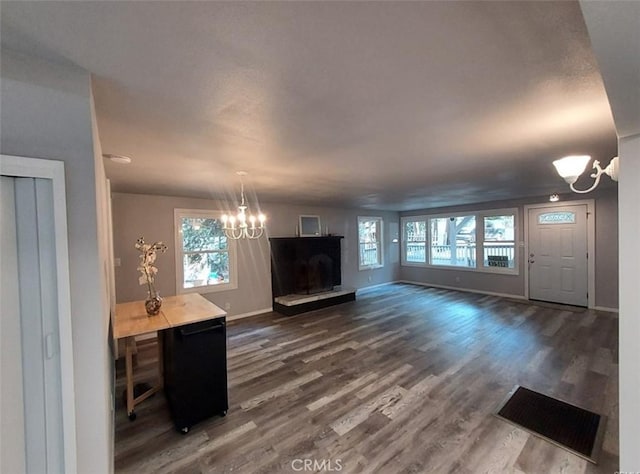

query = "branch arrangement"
[135,237,167,297]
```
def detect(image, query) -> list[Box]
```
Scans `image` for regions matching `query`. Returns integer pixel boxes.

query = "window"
[174,209,237,293]
[483,215,515,269]
[358,216,384,270]
[401,208,518,274]
[429,215,476,267]
[403,219,427,263]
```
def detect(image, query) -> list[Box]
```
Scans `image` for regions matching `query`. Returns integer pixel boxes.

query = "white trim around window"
[358,216,384,270]
[401,208,519,275]
[174,209,238,294]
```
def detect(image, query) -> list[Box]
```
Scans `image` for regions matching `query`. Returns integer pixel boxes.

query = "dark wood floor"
[114,283,619,473]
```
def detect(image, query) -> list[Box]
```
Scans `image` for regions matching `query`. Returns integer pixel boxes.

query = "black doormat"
[495,386,605,463]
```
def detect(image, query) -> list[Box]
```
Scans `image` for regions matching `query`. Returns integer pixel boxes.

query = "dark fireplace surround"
[295,253,334,294]
[269,236,355,315]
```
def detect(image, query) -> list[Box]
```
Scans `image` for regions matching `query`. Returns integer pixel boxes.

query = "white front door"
[528,205,588,306]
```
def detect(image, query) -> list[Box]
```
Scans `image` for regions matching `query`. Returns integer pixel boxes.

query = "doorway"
[0,156,76,473]
[526,203,592,307]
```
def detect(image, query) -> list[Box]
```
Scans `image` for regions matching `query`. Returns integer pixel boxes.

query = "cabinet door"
[163,318,228,430]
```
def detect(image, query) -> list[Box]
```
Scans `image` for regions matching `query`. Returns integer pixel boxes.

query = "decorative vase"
[145,289,162,316]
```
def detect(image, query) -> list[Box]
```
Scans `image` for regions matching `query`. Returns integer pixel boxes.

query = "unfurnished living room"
[1,1,638,473]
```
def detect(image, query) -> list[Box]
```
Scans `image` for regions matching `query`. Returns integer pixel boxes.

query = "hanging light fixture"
[553,155,619,194]
[221,171,266,240]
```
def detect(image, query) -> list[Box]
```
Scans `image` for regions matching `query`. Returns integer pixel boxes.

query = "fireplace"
[294,253,334,295]
[269,236,355,315]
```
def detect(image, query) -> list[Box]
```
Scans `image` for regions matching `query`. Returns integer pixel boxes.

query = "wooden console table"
[113,293,226,420]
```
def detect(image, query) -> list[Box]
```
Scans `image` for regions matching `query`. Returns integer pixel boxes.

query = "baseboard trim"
[227,307,273,321]
[356,281,401,294]
[398,280,527,301]
[593,306,619,313]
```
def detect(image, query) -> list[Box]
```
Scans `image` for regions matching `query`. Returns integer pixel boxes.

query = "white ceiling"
[1,1,618,210]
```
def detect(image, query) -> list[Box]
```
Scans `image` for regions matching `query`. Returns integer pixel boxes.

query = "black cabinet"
[162,317,228,432]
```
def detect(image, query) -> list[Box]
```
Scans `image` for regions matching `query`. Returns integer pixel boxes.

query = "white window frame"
[401,218,428,266]
[401,208,519,275]
[427,214,478,269]
[174,209,238,294]
[358,216,384,270]
[479,210,518,273]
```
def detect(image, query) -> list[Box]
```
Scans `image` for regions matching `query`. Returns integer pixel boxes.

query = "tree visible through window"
[404,220,427,263]
[358,217,384,269]
[483,215,515,269]
[175,210,237,293]
[401,208,518,274]
[429,216,476,267]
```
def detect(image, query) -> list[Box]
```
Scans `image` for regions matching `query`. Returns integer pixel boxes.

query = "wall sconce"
[553,155,619,194]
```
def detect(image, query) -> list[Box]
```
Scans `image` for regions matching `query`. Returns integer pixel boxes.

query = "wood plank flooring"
[114,283,619,473]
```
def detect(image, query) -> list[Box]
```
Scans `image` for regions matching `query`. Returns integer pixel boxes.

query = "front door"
[528,205,588,306]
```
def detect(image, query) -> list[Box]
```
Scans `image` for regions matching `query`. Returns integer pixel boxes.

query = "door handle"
[45,332,55,359]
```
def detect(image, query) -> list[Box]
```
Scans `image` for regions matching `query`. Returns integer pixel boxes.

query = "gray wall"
[112,192,400,316]
[594,189,619,308]
[113,190,618,313]
[1,49,112,473]
[400,189,619,309]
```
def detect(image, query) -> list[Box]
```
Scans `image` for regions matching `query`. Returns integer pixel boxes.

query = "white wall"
[1,49,112,473]
[618,133,640,470]
[579,1,640,468]
[90,88,115,473]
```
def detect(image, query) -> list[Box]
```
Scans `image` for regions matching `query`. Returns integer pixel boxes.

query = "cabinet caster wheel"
[180,427,189,434]
[221,410,227,417]
[128,412,136,421]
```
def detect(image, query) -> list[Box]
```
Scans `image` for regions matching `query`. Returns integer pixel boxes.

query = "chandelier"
[221,171,266,240]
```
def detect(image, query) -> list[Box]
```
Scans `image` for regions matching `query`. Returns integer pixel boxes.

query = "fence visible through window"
[360,243,379,266]
[406,242,515,267]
